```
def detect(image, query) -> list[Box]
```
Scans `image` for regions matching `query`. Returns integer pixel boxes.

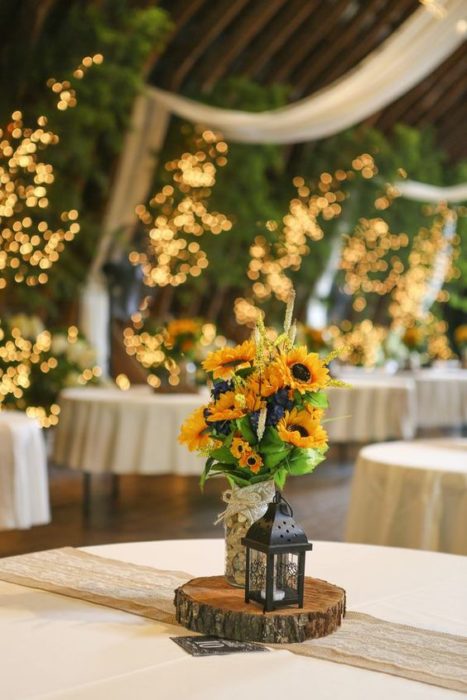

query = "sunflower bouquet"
[179,297,340,491]
[179,294,343,585]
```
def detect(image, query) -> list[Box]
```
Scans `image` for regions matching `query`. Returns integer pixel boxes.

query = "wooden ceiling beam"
[323,0,417,86]
[199,0,289,92]
[143,0,208,77]
[272,0,353,86]
[294,0,385,95]
[403,59,467,125]
[375,45,465,130]
[169,0,250,91]
[242,0,320,79]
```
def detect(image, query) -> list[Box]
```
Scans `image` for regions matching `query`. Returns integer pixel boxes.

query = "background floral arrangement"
[124,316,227,389]
[0,315,101,427]
[179,295,344,490]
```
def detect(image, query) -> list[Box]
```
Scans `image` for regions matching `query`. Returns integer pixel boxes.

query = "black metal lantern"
[241,491,312,613]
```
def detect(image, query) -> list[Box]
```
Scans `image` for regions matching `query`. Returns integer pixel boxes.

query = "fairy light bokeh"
[130,128,232,288]
[235,153,379,326]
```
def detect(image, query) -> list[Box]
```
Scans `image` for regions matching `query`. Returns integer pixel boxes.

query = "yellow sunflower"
[202,339,256,380]
[247,361,289,398]
[279,346,329,393]
[178,407,211,451]
[206,391,245,422]
[277,407,328,449]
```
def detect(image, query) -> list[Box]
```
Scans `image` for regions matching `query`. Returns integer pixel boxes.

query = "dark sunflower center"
[291,362,311,382]
[238,444,244,453]
[289,424,308,437]
[247,456,257,465]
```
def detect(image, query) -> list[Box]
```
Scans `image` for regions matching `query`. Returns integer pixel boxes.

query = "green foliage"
[0,0,172,319]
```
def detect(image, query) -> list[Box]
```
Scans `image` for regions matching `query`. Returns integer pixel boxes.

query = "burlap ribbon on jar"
[214,480,276,525]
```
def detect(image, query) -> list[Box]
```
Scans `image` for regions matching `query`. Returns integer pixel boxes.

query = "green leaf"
[199,457,215,490]
[236,416,257,444]
[303,392,328,409]
[286,447,326,476]
[263,447,290,469]
[274,467,288,490]
[259,426,284,453]
[210,446,237,464]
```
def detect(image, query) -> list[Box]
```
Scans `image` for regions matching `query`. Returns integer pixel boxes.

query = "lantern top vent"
[242,492,312,553]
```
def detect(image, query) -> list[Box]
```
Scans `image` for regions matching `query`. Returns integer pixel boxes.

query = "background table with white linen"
[345,438,467,554]
[326,378,417,443]
[1,539,466,700]
[53,387,206,475]
[0,411,50,531]
[334,368,467,432]
[411,369,467,429]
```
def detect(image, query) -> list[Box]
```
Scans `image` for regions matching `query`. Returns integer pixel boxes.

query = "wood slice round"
[174,575,346,644]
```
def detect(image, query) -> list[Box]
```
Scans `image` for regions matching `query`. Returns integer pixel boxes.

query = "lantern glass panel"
[248,549,267,599]
[275,552,299,599]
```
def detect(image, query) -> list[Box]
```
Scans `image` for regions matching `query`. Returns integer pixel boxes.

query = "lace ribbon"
[214,480,275,525]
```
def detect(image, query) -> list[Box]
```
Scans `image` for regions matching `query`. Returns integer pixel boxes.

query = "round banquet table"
[334,368,467,431]
[53,387,206,475]
[346,439,467,554]
[326,378,416,443]
[0,411,50,530]
[53,382,418,477]
[411,369,467,429]
[0,539,466,700]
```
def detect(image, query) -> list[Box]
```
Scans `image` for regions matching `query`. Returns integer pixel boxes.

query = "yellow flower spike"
[234,393,246,408]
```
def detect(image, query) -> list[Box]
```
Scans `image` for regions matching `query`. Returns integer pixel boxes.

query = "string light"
[0,55,103,288]
[130,128,232,288]
[340,217,409,311]
[389,208,459,328]
[236,154,378,325]
[0,320,101,427]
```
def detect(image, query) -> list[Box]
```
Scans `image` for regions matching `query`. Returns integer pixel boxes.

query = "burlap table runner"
[0,547,465,693]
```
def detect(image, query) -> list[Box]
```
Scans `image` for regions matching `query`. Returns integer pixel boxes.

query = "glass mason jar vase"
[223,480,276,588]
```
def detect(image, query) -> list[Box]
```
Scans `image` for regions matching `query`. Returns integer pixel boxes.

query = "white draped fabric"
[395,180,467,203]
[346,439,467,555]
[147,0,465,143]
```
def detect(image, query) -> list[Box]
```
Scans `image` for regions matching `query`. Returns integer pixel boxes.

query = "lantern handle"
[273,490,294,517]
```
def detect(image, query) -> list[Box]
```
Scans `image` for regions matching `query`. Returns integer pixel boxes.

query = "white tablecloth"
[0,539,466,699]
[326,379,417,443]
[412,370,467,429]
[53,387,206,475]
[346,439,467,554]
[334,368,467,430]
[0,411,50,530]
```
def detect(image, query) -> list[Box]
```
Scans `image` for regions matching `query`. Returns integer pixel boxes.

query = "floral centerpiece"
[179,293,342,586]
[124,316,227,391]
